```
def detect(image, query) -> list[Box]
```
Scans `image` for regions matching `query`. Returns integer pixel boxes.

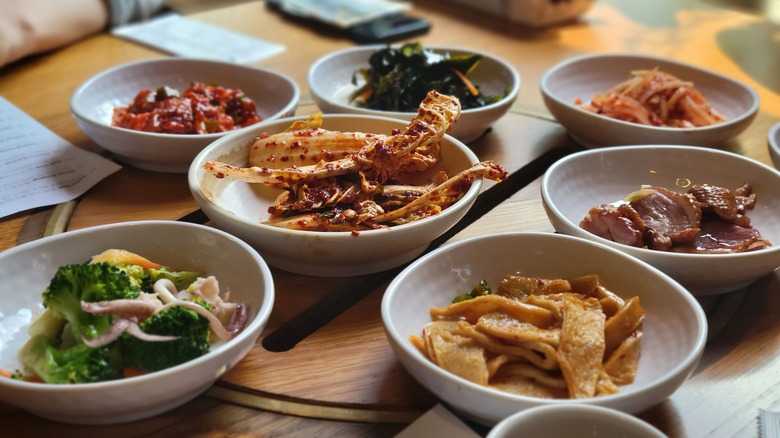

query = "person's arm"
[0,0,109,67]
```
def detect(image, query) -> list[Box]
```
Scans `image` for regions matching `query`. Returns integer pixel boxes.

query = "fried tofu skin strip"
[415,275,644,400]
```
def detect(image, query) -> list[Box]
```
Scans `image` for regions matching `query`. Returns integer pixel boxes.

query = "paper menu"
[0,97,122,219]
[111,13,286,65]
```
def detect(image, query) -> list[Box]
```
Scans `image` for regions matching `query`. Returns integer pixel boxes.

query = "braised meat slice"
[671,220,771,254]
[579,183,770,254]
[688,184,738,222]
[626,186,702,250]
[579,203,646,247]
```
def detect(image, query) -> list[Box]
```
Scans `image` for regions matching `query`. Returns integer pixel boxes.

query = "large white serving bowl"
[540,53,759,148]
[486,404,666,438]
[768,121,780,169]
[71,58,299,173]
[541,145,780,295]
[188,114,483,277]
[307,45,520,144]
[381,232,707,427]
[0,221,275,425]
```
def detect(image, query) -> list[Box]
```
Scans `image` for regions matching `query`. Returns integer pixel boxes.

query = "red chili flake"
[111,82,262,134]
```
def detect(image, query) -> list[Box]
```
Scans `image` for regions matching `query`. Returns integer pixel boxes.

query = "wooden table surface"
[1,1,779,436]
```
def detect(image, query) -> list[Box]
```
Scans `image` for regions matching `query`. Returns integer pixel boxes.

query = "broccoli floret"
[42,262,141,341]
[121,305,210,372]
[149,267,204,291]
[18,335,122,384]
[116,264,150,290]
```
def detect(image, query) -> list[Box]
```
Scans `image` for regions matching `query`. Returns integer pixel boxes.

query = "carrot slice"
[451,68,479,96]
[90,249,162,270]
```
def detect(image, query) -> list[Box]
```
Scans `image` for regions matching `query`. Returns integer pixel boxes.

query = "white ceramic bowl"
[0,221,275,424]
[307,45,520,144]
[71,58,300,173]
[381,232,707,427]
[487,404,666,438]
[542,145,780,295]
[768,121,780,169]
[540,53,759,148]
[188,114,482,277]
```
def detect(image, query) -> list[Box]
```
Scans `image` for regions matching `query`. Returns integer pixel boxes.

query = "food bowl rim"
[0,220,275,392]
[487,403,667,437]
[541,144,780,262]
[381,231,708,405]
[768,121,780,158]
[307,44,521,116]
[70,57,301,141]
[188,113,482,240]
[539,52,760,134]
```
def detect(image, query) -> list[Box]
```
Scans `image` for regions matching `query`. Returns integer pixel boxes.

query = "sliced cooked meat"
[579,183,771,254]
[579,203,645,247]
[671,220,772,254]
[688,184,738,222]
[733,183,757,217]
[627,186,701,249]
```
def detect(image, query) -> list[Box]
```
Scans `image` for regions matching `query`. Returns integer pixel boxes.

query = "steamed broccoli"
[149,267,203,291]
[116,263,150,290]
[121,305,210,372]
[19,335,122,384]
[42,262,141,341]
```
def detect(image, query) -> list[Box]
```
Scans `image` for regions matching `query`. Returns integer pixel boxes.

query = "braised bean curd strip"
[579,68,726,128]
[411,274,645,399]
[204,91,508,231]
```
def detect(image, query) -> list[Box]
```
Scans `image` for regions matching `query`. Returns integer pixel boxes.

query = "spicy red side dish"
[112,82,262,134]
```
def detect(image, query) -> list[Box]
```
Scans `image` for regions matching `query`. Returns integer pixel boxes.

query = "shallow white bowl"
[487,404,666,438]
[768,121,780,169]
[540,53,759,148]
[0,221,275,424]
[542,145,780,295]
[188,114,482,277]
[381,232,707,427]
[71,58,299,173]
[307,45,520,144]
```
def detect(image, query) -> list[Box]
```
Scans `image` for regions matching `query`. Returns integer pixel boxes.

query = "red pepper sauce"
[112,82,262,134]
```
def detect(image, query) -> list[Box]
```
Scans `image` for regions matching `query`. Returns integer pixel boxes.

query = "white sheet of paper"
[0,98,122,219]
[112,13,286,64]
[395,404,481,438]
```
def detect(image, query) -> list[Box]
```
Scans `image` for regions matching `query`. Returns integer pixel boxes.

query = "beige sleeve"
[0,0,109,67]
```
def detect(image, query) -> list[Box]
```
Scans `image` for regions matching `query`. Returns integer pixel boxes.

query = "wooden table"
[2,1,779,436]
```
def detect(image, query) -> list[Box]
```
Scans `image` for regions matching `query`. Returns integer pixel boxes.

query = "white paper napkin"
[112,13,286,64]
